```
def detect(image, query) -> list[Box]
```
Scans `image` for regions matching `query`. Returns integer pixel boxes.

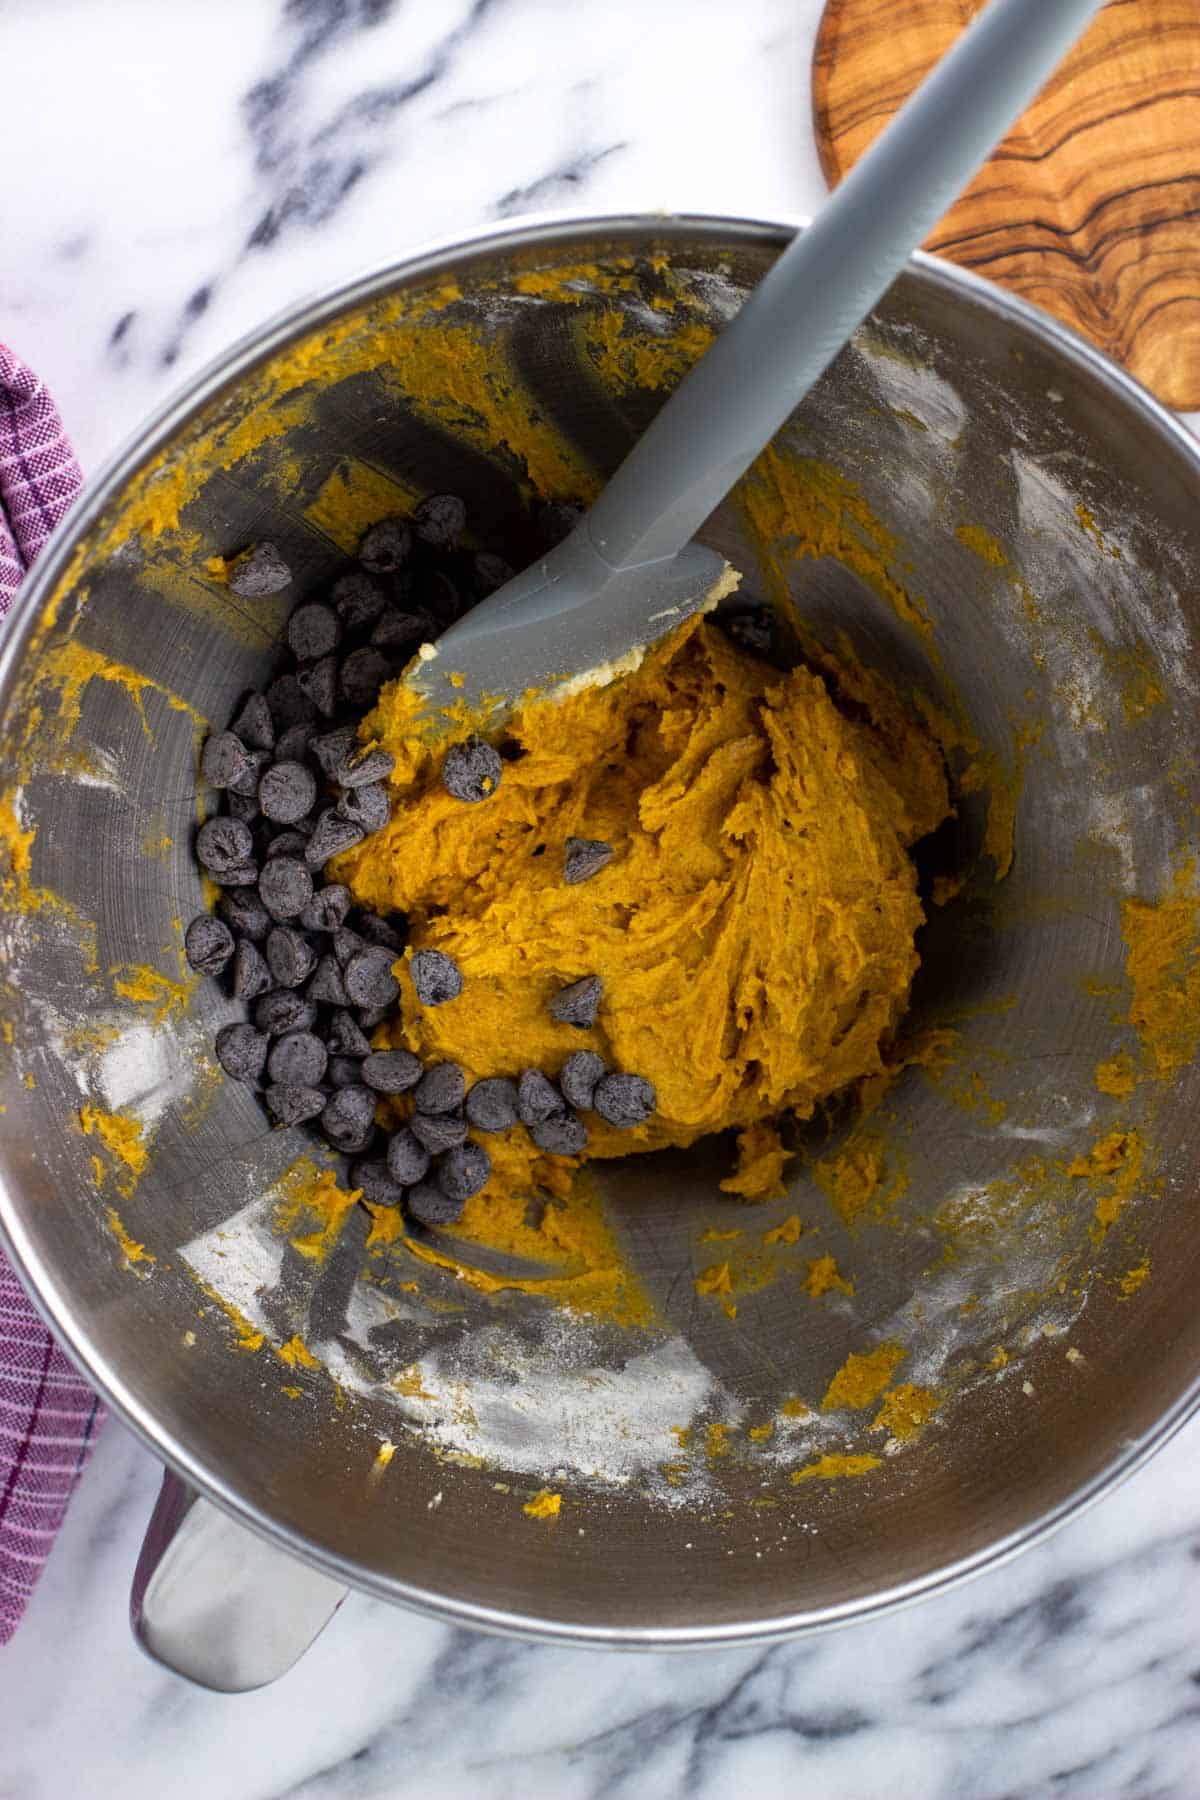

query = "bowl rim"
[3,207,1199,1649]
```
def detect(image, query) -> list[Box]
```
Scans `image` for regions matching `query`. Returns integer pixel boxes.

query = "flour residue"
[335,1317,732,1496]
[1012,450,1194,703]
[180,1195,286,1341]
[1085,787,1153,891]
[96,1017,212,1127]
[855,329,968,442]
[181,1181,735,1500]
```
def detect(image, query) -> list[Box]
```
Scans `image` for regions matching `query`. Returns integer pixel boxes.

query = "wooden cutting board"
[812,0,1200,408]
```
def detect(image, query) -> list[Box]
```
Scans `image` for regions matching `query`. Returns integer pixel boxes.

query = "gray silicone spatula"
[407,0,1104,727]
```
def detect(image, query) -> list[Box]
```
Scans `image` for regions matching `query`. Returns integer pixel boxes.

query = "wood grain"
[812,0,1200,408]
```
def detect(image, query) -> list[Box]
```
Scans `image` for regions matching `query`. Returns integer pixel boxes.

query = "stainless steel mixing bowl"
[2,215,1199,1684]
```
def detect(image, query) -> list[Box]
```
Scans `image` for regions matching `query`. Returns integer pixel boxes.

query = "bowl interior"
[2,221,1199,1639]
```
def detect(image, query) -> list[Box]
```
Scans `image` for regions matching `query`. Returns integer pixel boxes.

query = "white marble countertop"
[3,1,1200,1794]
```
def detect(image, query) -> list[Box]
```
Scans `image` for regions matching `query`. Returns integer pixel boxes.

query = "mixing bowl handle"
[129,1469,349,1692]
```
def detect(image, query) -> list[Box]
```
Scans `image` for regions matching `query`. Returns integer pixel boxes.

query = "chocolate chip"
[386,1127,431,1187]
[413,493,466,549]
[464,1077,519,1133]
[559,1050,607,1111]
[370,607,426,651]
[226,790,260,824]
[351,1159,406,1206]
[184,914,234,976]
[287,602,340,662]
[531,1112,588,1155]
[362,1050,422,1094]
[343,945,400,1009]
[296,654,339,718]
[360,515,413,572]
[266,1030,327,1088]
[406,597,439,635]
[229,541,292,598]
[421,568,462,628]
[307,953,348,1007]
[437,1142,490,1201]
[410,949,462,1006]
[259,761,317,826]
[305,807,365,868]
[226,748,271,799]
[265,1084,326,1127]
[215,1022,269,1083]
[266,925,317,989]
[549,976,601,1029]
[266,672,318,734]
[332,570,386,629]
[220,890,271,942]
[274,721,318,764]
[196,816,253,876]
[320,1084,377,1152]
[327,1009,371,1058]
[336,744,395,789]
[517,1068,561,1126]
[338,781,389,833]
[563,837,613,885]
[415,1062,465,1114]
[442,738,502,804]
[357,912,405,950]
[259,855,314,921]
[340,647,392,709]
[410,1112,469,1153]
[230,692,275,753]
[311,727,356,780]
[593,1073,655,1129]
[299,884,351,932]
[536,500,583,549]
[328,1055,366,1087]
[356,1002,391,1032]
[200,731,251,790]
[265,828,311,860]
[726,608,775,659]
[333,926,365,967]
[247,818,277,852]
[216,862,261,889]
[248,822,278,857]
[406,1180,463,1228]
[233,937,273,1000]
[255,989,317,1035]
[470,552,513,598]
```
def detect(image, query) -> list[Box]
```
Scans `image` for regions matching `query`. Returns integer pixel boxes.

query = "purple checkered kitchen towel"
[0,342,102,1645]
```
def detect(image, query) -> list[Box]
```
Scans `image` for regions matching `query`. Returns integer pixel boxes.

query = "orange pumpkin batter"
[335,614,949,1200]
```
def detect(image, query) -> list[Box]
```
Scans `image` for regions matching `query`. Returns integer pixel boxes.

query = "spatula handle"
[584,0,1105,573]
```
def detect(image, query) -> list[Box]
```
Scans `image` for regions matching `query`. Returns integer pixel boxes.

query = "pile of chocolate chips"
[184,498,656,1230]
